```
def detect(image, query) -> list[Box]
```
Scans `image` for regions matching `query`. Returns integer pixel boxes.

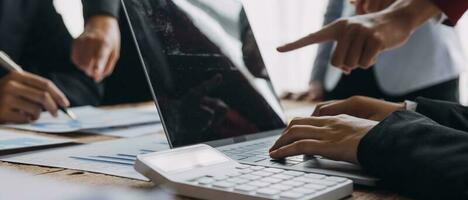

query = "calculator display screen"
[148,147,230,173]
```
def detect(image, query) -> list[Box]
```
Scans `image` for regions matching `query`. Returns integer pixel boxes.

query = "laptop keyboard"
[220,140,309,166]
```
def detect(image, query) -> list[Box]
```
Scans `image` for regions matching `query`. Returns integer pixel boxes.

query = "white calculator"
[134,144,353,200]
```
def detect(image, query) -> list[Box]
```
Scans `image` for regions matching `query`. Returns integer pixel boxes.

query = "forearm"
[358,111,468,199]
[381,0,441,32]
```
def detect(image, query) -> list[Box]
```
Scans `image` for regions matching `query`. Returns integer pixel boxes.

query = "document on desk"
[82,123,164,138]
[0,168,172,200]
[2,105,161,133]
[0,134,169,181]
[0,130,72,154]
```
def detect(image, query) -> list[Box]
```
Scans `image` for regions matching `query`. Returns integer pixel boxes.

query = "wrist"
[85,15,118,31]
[395,102,406,111]
[384,0,441,31]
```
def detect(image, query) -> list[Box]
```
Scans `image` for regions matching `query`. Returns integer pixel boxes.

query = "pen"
[0,51,77,120]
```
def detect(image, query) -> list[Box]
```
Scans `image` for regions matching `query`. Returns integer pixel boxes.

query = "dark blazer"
[0,0,106,106]
[99,9,154,105]
[358,97,468,199]
[82,0,120,19]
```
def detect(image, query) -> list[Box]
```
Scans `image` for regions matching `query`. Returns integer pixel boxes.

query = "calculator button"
[226,178,249,184]
[271,174,293,180]
[325,176,348,183]
[282,171,305,177]
[212,181,235,189]
[292,187,316,195]
[282,180,305,187]
[226,172,242,177]
[239,169,254,174]
[213,175,228,181]
[234,185,257,192]
[251,171,273,177]
[294,177,321,183]
[307,179,337,187]
[304,173,326,179]
[263,168,284,173]
[239,174,261,180]
[270,184,293,191]
[256,188,280,196]
[197,177,215,185]
[260,177,282,184]
[279,192,304,199]
[248,181,271,187]
[303,184,327,191]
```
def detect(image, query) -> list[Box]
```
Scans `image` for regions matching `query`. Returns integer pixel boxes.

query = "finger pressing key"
[270,125,327,152]
[270,140,326,159]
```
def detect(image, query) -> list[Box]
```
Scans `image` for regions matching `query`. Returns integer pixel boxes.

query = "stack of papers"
[0,134,169,180]
[2,105,164,138]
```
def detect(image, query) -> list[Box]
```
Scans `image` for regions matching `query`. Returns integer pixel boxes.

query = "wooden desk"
[0,101,410,200]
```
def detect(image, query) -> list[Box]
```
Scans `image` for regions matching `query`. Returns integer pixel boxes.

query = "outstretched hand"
[72,15,121,82]
[277,13,411,73]
[277,0,441,73]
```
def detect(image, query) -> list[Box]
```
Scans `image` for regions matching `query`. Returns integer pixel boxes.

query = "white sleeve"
[404,100,418,112]
[433,13,449,24]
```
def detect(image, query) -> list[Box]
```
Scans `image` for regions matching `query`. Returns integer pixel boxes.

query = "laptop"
[122,0,377,186]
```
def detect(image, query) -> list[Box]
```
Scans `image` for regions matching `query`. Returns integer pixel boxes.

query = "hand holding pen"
[0,51,76,123]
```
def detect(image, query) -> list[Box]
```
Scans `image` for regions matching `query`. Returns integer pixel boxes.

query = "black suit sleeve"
[415,97,468,132]
[358,111,468,199]
[82,0,120,20]
[20,1,103,106]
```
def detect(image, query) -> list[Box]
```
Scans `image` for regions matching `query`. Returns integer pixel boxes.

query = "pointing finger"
[270,125,327,152]
[270,140,325,159]
[277,21,341,52]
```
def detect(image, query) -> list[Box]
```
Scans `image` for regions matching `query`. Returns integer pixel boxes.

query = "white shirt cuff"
[404,100,418,112]
[433,13,448,24]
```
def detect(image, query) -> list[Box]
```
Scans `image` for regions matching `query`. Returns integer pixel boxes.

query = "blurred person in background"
[72,0,121,83]
[283,0,465,103]
[0,0,120,123]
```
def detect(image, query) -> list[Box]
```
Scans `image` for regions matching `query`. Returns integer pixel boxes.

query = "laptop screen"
[122,0,287,147]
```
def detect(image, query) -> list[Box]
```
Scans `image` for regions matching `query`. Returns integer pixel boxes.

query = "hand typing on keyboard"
[269,115,378,164]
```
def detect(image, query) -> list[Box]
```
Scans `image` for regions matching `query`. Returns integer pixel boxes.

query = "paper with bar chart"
[3,106,160,133]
